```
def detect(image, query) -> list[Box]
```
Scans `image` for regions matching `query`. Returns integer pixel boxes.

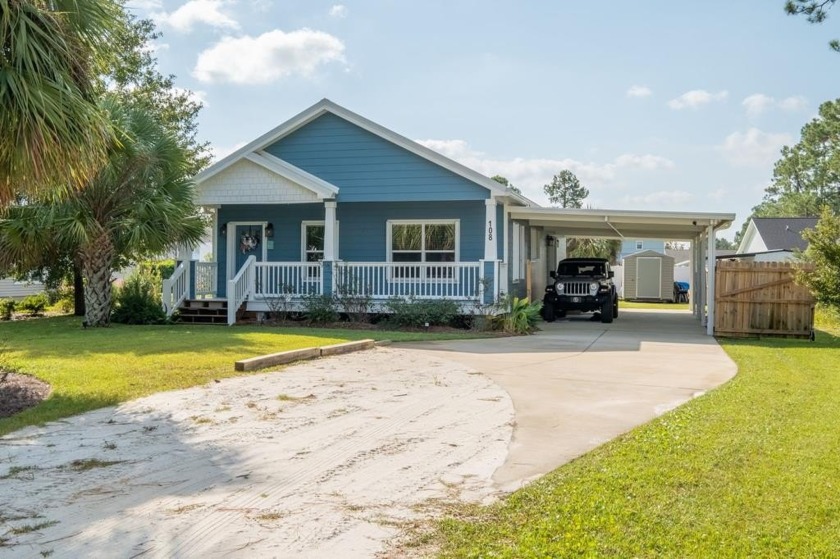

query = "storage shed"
[622,250,675,301]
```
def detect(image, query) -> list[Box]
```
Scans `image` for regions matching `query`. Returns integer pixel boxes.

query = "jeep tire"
[601,298,613,323]
[542,303,556,323]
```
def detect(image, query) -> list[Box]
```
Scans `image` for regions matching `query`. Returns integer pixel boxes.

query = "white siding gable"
[197,160,320,205]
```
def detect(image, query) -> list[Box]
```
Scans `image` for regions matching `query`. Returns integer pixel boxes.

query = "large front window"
[388,221,459,279]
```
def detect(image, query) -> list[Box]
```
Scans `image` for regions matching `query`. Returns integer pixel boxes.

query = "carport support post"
[706,224,717,336]
[692,236,701,320]
[698,232,707,327]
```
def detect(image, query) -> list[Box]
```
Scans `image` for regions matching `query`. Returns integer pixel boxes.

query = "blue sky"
[128,0,838,238]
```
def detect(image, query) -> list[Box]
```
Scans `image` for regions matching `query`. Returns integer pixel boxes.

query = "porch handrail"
[162,262,188,317]
[254,262,323,297]
[334,261,481,300]
[227,255,256,325]
[195,261,217,297]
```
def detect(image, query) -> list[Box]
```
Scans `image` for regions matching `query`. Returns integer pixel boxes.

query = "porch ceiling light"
[265,223,274,238]
[220,222,227,236]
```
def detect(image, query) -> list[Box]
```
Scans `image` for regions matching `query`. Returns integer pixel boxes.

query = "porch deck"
[164,258,499,325]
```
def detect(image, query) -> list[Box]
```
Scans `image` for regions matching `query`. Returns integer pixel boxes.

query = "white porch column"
[484,198,498,261]
[706,224,717,336]
[699,232,707,326]
[324,200,337,261]
[691,237,700,319]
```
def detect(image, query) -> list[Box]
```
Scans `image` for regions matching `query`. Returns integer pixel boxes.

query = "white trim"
[707,225,717,336]
[195,99,534,207]
[386,219,460,263]
[226,221,268,281]
[484,198,498,261]
[244,152,339,198]
[301,220,340,262]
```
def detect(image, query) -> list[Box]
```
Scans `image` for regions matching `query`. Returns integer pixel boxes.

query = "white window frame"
[635,240,644,250]
[386,219,460,281]
[300,221,339,262]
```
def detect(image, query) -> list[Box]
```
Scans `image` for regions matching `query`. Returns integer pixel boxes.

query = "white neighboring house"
[0,278,45,299]
[735,217,818,262]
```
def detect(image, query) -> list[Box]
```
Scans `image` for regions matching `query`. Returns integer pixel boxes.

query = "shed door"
[636,257,662,299]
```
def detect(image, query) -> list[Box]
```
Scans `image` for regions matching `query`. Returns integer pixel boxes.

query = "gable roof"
[196,99,534,206]
[751,217,817,251]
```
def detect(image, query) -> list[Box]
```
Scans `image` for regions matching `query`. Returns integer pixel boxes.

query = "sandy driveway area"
[0,348,513,558]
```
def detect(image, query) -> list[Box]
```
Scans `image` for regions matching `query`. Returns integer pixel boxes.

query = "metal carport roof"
[507,207,737,336]
[507,207,735,241]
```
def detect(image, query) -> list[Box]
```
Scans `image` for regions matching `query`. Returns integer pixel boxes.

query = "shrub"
[502,296,542,334]
[263,284,297,323]
[46,283,75,315]
[0,299,15,321]
[17,293,48,316]
[138,259,176,281]
[302,293,338,324]
[111,269,167,325]
[335,281,373,323]
[385,296,460,328]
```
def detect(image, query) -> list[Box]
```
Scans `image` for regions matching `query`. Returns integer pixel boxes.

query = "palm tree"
[0,97,205,326]
[0,0,122,203]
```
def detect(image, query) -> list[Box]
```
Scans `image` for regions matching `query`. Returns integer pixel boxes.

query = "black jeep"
[541,257,618,323]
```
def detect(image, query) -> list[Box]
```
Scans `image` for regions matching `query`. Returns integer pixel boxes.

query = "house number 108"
[487,221,493,241]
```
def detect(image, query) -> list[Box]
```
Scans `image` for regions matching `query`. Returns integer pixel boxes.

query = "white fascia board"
[510,207,736,227]
[245,152,339,199]
[736,220,761,254]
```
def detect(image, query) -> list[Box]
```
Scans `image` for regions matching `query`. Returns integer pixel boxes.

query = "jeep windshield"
[557,262,606,277]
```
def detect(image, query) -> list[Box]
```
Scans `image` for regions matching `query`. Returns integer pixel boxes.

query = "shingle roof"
[752,217,818,251]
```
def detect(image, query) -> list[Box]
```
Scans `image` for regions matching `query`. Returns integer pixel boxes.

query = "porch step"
[177,298,235,325]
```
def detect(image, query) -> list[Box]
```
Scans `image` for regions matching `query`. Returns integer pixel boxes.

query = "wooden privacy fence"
[715,261,815,339]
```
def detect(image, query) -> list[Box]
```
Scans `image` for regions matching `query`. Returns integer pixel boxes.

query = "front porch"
[163,258,502,325]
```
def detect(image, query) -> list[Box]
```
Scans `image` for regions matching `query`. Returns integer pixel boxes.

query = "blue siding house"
[164,99,531,324]
[619,239,666,262]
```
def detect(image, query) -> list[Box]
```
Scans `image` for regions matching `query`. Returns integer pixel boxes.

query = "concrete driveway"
[399,308,737,492]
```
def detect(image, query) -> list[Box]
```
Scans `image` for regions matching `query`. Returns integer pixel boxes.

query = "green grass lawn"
[620,300,690,311]
[432,313,840,557]
[0,316,485,436]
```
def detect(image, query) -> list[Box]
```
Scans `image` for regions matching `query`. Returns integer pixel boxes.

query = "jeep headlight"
[555,283,565,295]
[589,282,599,296]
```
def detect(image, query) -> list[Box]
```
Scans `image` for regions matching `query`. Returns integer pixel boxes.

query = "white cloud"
[329,4,348,18]
[126,0,163,11]
[777,95,808,112]
[416,139,675,205]
[614,154,675,170]
[742,93,775,117]
[668,89,728,110]
[626,85,652,98]
[193,29,346,84]
[153,0,240,33]
[743,93,808,116]
[172,87,209,107]
[622,190,693,207]
[718,128,792,167]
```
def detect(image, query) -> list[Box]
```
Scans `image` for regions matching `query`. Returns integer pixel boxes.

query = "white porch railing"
[195,262,217,297]
[227,255,256,325]
[254,262,323,297]
[334,262,481,300]
[162,262,188,317]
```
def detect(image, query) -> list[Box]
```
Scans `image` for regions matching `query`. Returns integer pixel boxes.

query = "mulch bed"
[0,372,51,418]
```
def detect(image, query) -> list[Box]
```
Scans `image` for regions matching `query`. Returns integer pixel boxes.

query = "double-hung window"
[301,221,338,279]
[388,220,458,279]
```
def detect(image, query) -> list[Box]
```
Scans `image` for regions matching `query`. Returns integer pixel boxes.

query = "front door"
[229,223,265,279]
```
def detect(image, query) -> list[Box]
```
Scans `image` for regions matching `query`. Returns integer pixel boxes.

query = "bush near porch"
[0,317,489,436]
[430,310,840,557]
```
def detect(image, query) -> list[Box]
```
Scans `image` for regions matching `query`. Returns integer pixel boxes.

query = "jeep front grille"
[562,281,591,295]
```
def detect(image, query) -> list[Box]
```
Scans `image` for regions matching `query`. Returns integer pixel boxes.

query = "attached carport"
[507,207,736,335]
